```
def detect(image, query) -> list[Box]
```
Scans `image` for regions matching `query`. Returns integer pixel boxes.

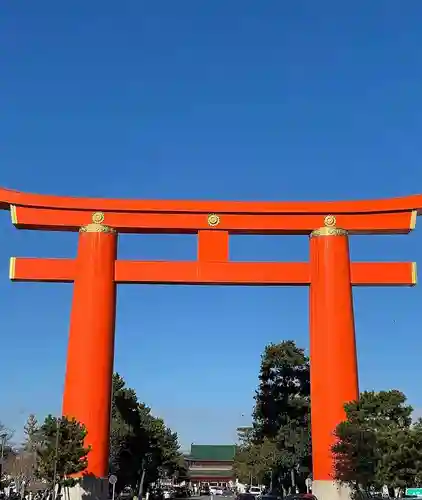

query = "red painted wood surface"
[309,232,359,481]
[2,187,419,479]
[62,230,117,478]
[11,205,416,234]
[2,186,422,214]
[10,257,416,286]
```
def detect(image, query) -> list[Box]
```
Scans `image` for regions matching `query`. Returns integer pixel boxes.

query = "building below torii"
[184,444,236,486]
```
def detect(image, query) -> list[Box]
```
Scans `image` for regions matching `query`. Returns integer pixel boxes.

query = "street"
[195,497,235,500]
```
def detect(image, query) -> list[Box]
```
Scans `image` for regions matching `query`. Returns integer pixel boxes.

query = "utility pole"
[0,433,7,462]
[138,456,147,500]
[52,418,61,500]
[0,433,8,491]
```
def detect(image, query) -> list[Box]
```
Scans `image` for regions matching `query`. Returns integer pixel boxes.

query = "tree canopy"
[36,415,90,487]
[234,437,279,485]
[234,341,311,494]
[23,414,42,453]
[234,342,422,495]
[110,373,184,494]
[332,390,422,494]
[0,421,14,458]
[1,373,183,495]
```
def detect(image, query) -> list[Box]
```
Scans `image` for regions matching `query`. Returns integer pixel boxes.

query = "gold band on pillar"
[310,215,347,238]
[79,212,116,233]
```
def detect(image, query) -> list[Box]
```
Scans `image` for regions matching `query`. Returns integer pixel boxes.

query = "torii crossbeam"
[1,187,420,500]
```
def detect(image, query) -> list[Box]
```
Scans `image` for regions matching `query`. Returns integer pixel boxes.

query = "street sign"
[305,478,312,493]
[406,489,422,497]
[109,475,118,500]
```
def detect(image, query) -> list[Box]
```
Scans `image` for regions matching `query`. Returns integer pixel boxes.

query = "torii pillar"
[62,213,117,478]
[309,216,359,500]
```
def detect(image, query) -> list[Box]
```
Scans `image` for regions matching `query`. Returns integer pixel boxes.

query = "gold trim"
[92,211,105,224]
[9,257,16,280]
[80,223,116,233]
[412,262,417,285]
[10,205,18,225]
[410,210,417,230]
[207,213,220,227]
[310,214,347,238]
[80,211,115,232]
[310,227,348,237]
[324,215,336,227]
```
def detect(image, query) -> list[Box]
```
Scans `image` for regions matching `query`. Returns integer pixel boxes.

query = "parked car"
[172,487,191,498]
[200,487,211,496]
[210,486,223,495]
[249,487,262,497]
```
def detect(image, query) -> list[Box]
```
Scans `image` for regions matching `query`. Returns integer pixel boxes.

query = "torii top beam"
[0,187,419,235]
[1,187,417,286]
[1,186,422,214]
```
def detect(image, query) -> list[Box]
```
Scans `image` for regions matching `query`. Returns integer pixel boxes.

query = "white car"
[249,487,262,497]
[210,487,224,495]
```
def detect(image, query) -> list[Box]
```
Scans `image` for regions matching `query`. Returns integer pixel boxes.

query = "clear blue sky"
[1,1,422,448]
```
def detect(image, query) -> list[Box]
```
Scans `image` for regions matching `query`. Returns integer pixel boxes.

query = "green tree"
[0,422,14,454]
[252,341,311,492]
[36,415,90,488]
[23,414,41,453]
[253,341,310,441]
[0,422,14,489]
[237,427,254,447]
[147,418,180,479]
[110,373,182,493]
[0,421,15,480]
[332,416,378,491]
[234,438,279,486]
[173,454,190,483]
[4,449,37,497]
[332,390,418,494]
[379,419,422,491]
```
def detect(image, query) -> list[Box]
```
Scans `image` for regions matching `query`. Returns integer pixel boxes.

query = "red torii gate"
[1,187,420,498]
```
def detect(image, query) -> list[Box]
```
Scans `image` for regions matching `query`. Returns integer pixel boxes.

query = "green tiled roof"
[190,445,236,461]
[189,470,234,478]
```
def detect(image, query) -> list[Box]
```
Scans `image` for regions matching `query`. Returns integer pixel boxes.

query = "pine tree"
[379,420,422,491]
[36,415,90,486]
[332,390,419,494]
[252,341,311,492]
[24,414,40,452]
[110,373,182,494]
[253,341,310,440]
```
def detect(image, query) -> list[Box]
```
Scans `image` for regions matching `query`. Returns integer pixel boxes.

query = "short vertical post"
[62,212,117,478]
[309,215,359,500]
[198,214,229,262]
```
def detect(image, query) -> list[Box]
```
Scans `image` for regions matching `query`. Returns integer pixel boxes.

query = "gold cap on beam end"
[9,257,16,280]
[412,262,417,286]
[410,210,417,230]
[10,205,18,225]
